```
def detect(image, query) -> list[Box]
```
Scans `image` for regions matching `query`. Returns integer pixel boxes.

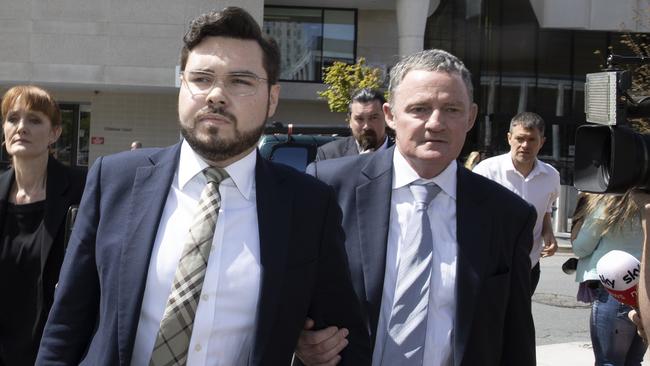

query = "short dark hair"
[348,88,386,115]
[180,7,280,84]
[510,112,545,136]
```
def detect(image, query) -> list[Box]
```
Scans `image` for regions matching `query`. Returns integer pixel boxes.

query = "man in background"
[316,88,392,161]
[473,111,560,294]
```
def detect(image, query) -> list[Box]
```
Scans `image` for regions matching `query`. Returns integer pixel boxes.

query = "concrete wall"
[0,0,263,89]
[87,91,180,162]
[530,0,650,32]
[357,9,400,68]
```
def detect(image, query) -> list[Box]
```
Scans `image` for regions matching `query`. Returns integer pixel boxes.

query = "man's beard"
[181,106,266,163]
[355,129,381,151]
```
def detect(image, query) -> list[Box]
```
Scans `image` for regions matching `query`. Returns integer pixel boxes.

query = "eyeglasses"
[181,71,268,97]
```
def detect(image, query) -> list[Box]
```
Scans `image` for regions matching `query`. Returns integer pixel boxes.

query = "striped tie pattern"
[149,167,229,366]
[382,181,441,365]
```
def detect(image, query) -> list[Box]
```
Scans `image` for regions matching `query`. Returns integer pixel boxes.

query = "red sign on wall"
[91,136,105,144]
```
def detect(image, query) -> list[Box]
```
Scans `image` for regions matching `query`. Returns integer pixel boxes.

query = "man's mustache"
[196,106,237,124]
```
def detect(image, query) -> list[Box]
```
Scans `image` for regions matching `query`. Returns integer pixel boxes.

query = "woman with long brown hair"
[0,85,85,365]
[572,191,647,365]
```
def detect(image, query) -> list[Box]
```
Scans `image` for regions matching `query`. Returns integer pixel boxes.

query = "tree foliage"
[619,33,650,95]
[614,9,650,132]
[318,58,383,113]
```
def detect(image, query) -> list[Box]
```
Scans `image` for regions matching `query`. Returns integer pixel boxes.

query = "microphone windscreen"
[596,250,641,308]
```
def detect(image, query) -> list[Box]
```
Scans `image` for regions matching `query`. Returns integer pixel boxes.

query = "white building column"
[395,0,441,56]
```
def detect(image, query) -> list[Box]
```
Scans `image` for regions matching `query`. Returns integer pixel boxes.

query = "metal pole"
[552,124,560,161]
[554,185,568,233]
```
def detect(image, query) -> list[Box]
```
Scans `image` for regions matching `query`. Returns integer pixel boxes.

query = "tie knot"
[409,182,440,208]
[203,167,229,185]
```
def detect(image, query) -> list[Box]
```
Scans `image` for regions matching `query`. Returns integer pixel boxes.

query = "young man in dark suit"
[37,7,369,366]
[298,49,536,366]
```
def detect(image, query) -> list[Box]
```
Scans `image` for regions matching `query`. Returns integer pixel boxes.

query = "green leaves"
[318,58,383,112]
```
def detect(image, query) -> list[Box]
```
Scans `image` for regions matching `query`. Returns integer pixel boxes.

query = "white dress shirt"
[131,141,261,366]
[373,149,458,366]
[473,152,560,266]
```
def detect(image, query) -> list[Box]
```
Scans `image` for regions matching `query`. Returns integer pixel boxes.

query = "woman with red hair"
[0,85,85,365]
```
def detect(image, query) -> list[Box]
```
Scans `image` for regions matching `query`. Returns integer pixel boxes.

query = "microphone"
[596,250,641,308]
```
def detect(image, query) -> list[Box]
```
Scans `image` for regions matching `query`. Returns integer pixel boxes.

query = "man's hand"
[541,213,557,258]
[295,318,349,366]
[541,234,557,258]
[628,309,647,343]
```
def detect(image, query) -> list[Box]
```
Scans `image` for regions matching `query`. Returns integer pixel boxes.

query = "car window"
[270,146,310,171]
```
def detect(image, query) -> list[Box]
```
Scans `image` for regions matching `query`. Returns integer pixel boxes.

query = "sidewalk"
[537,342,594,366]
[537,342,650,365]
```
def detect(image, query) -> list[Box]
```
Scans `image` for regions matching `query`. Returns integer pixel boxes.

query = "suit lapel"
[117,144,180,365]
[344,136,358,156]
[251,154,292,365]
[453,167,491,366]
[40,157,69,273]
[356,147,393,328]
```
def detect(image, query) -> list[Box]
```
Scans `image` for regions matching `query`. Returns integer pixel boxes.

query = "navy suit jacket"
[37,143,370,366]
[307,146,537,366]
[315,136,394,162]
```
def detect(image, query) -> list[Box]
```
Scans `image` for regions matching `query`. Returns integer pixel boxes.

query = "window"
[263,6,357,82]
[55,103,90,168]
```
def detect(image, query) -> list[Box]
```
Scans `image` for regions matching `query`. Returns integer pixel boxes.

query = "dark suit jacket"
[315,136,394,161]
[0,157,86,365]
[307,146,537,366]
[36,143,370,366]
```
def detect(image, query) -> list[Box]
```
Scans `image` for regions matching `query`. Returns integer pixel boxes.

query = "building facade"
[0,0,647,188]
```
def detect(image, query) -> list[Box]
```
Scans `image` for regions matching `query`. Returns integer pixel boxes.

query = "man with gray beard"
[37,6,370,366]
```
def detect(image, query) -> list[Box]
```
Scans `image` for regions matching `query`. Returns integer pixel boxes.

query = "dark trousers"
[530,262,540,295]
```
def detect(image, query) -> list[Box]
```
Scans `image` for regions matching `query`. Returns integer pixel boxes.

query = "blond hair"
[573,191,639,236]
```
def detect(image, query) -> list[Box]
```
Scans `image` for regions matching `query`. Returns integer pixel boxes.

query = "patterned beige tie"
[149,167,229,366]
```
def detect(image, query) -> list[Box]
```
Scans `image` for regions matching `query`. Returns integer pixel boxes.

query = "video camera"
[574,54,650,193]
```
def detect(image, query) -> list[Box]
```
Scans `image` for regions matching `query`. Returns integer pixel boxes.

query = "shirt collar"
[392,148,457,200]
[504,152,548,179]
[178,139,256,200]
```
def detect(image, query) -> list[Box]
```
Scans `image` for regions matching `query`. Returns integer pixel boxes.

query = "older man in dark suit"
[298,49,536,366]
[36,7,370,366]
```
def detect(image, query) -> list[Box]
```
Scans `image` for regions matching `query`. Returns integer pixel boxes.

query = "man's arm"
[36,158,103,365]
[296,162,354,366]
[540,212,557,257]
[502,205,537,365]
[306,186,371,366]
[635,192,650,340]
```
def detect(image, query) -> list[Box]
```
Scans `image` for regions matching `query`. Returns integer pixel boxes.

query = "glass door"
[55,104,90,170]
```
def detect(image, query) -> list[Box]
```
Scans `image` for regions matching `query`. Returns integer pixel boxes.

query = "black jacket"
[0,156,86,365]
